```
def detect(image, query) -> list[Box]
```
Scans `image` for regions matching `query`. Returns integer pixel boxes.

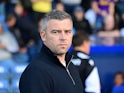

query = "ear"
[40,31,46,42]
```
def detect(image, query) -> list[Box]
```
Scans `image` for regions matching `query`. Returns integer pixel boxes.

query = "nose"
[59,32,66,40]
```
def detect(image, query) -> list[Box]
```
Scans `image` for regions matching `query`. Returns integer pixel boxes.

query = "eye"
[51,30,61,34]
[52,30,58,34]
[53,31,58,33]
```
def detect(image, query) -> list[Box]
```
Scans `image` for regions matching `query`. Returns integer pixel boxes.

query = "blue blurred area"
[91,45,124,53]
[90,45,124,93]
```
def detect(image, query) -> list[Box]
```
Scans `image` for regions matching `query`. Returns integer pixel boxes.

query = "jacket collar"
[71,50,90,59]
[39,44,73,67]
[72,50,89,56]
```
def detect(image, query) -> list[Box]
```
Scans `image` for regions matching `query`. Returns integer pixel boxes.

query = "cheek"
[68,37,73,46]
[69,35,73,41]
[46,35,54,41]
[46,35,57,45]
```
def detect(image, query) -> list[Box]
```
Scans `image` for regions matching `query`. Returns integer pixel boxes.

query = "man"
[19,10,83,93]
[0,22,18,79]
[73,6,92,35]
[112,72,124,93]
[92,0,115,32]
[71,31,101,93]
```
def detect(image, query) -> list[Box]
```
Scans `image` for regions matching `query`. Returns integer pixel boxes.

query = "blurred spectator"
[114,72,124,86]
[0,0,5,16]
[5,14,25,47]
[111,71,124,93]
[0,1,6,31]
[0,22,19,71]
[31,0,52,24]
[5,14,29,63]
[115,0,124,29]
[5,0,20,15]
[0,22,19,60]
[97,15,120,46]
[14,3,41,61]
[81,0,92,12]
[71,31,101,93]
[119,13,124,37]
[55,2,65,11]
[73,6,92,35]
[84,2,97,31]
[20,0,32,13]
[120,28,124,37]
[14,3,40,45]
[60,0,81,14]
[92,0,115,32]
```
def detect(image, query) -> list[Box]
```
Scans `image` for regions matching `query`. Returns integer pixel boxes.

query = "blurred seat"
[11,78,20,93]
[11,63,28,93]
[12,63,28,78]
[0,79,10,93]
[0,65,10,79]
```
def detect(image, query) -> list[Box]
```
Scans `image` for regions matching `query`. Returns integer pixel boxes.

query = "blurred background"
[0,0,124,93]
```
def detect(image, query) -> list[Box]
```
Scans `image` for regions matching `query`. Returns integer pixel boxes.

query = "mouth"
[59,44,67,46]
[58,44,68,48]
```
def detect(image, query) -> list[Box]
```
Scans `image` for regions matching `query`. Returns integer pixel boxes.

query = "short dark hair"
[72,31,89,47]
[5,14,15,22]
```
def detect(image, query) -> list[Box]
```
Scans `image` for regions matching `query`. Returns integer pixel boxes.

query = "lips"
[58,44,68,48]
[59,44,67,46]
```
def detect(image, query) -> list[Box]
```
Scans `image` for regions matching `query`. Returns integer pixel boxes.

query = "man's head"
[5,14,16,27]
[55,2,65,11]
[73,6,84,21]
[14,3,24,16]
[72,31,90,54]
[114,72,124,86]
[40,10,73,55]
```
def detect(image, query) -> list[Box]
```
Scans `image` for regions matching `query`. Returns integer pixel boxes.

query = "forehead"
[47,19,72,29]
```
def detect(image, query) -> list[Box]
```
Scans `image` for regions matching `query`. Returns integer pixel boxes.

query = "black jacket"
[19,44,83,93]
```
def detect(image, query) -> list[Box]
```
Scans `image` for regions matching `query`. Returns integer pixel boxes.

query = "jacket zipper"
[66,55,75,85]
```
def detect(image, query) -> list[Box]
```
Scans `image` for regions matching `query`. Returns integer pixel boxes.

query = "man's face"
[40,19,73,55]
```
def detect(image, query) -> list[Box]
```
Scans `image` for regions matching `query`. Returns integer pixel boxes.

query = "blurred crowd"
[0,0,124,93]
[0,0,124,62]
[0,0,123,62]
[0,0,124,74]
[0,0,124,67]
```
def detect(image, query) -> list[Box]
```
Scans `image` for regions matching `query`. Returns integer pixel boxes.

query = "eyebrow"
[51,29,72,32]
[51,30,61,32]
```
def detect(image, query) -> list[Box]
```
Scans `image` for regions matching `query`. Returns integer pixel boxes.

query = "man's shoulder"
[30,56,50,70]
[71,51,95,67]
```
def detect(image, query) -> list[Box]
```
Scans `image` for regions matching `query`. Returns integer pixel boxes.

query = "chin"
[56,51,66,55]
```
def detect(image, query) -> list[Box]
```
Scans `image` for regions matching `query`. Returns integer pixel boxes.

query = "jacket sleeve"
[19,66,53,93]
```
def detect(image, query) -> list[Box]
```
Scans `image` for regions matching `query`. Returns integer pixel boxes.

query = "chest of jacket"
[38,59,83,93]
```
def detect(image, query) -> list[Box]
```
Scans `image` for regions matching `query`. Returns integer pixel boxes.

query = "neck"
[56,54,66,63]
[74,46,89,54]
